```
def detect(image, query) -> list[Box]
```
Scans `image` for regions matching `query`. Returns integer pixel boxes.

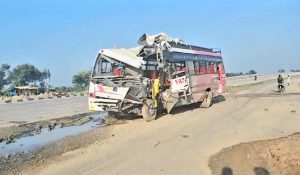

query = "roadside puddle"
[0,113,106,157]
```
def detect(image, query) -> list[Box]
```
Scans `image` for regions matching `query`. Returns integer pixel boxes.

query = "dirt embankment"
[209,132,300,175]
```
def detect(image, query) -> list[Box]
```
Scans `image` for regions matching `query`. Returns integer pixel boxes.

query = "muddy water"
[0,113,107,156]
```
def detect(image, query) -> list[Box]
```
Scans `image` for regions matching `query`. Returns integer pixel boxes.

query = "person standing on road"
[287,75,291,86]
[152,73,160,108]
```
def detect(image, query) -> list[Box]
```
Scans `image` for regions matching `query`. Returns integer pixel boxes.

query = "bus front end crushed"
[88,77,146,116]
[88,81,129,112]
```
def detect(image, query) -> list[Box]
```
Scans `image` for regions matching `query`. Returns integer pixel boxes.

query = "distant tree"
[55,86,68,92]
[9,64,50,86]
[38,69,51,93]
[0,64,11,92]
[226,72,244,77]
[291,69,300,72]
[72,71,91,89]
[248,70,257,75]
[278,69,285,73]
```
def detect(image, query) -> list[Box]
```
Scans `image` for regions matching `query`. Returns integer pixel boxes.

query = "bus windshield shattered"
[89,33,226,121]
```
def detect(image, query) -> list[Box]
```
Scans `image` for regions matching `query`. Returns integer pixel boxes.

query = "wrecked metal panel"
[170,48,222,57]
[98,47,145,68]
[138,33,184,46]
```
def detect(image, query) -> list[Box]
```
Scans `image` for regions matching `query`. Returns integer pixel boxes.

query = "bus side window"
[174,61,186,72]
[187,61,195,74]
[207,58,219,74]
[207,61,214,74]
[199,60,207,74]
[193,61,199,74]
[101,61,112,73]
[213,63,217,74]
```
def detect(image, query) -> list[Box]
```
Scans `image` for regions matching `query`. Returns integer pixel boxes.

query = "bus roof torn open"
[96,33,190,70]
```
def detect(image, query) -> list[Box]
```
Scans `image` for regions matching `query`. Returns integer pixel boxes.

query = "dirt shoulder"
[209,132,300,175]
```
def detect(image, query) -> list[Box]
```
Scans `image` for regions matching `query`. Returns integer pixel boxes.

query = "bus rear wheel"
[142,99,157,122]
[200,91,213,108]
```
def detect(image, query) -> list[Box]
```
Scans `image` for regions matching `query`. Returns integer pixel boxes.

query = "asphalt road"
[0,96,89,128]
[1,73,299,129]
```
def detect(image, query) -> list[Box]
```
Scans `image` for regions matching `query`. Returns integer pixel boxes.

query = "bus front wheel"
[142,99,157,122]
[200,91,213,108]
[107,111,118,118]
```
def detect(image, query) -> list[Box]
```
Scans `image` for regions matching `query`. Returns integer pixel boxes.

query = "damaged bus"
[89,33,226,121]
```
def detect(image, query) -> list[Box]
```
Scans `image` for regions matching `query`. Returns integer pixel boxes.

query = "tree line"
[0,63,50,93]
[55,70,91,92]
[278,69,300,73]
[227,69,300,78]
[0,63,91,94]
[226,70,257,77]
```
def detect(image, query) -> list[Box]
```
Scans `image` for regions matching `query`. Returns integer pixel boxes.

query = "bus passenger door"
[186,60,205,102]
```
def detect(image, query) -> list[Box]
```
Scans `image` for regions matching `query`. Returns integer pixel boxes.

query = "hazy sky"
[0,0,299,86]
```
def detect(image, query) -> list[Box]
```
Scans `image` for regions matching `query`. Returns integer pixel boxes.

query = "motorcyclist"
[277,75,284,90]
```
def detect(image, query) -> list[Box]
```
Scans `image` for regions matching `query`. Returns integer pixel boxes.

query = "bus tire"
[200,91,213,108]
[142,99,157,122]
[107,111,118,118]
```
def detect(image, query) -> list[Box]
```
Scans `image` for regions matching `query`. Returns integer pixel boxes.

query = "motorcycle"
[278,83,285,93]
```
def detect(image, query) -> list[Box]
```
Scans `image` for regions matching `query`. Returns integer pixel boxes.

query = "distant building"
[14,86,38,96]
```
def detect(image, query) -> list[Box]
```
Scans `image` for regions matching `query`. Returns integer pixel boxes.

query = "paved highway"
[0,96,89,128]
[1,72,299,128]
